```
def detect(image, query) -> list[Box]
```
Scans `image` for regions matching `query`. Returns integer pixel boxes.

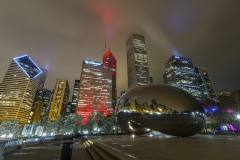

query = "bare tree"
[0,118,22,138]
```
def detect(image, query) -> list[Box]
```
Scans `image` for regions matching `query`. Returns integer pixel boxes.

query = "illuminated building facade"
[77,60,112,124]
[32,97,43,123]
[65,102,72,116]
[103,48,117,110]
[0,55,42,123]
[38,68,48,89]
[126,33,150,89]
[35,88,52,118]
[195,67,216,99]
[48,79,70,120]
[163,55,203,98]
[71,80,80,115]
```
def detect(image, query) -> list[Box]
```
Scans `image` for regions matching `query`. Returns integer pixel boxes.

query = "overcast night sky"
[0,0,240,97]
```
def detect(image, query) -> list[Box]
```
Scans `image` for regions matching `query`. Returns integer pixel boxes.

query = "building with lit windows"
[126,33,150,89]
[35,88,52,119]
[0,55,42,123]
[65,102,72,116]
[48,79,69,120]
[195,67,216,99]
[103,48,117,110]
[32,97,43,123]
[71,80,80,115]
[163,55,203,98]
[76,60,112,124]
[38,68,48,89]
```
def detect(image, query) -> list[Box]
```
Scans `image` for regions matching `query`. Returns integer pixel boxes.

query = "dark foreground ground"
[3,138,91,160]
[3,134,240,160]
[87,134,240,160]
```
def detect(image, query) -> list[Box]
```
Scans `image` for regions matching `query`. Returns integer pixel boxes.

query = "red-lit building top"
[103,48,117,110]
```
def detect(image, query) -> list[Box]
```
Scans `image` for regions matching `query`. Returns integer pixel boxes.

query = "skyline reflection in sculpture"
[117,98,205,118]
[116,84,206,137]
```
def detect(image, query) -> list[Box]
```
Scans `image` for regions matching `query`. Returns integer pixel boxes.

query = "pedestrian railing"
[0,135,68,155]
[3,139,18,154]
[25,137,41,147]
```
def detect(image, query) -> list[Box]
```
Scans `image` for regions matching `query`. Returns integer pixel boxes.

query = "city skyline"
[1,1,240,96]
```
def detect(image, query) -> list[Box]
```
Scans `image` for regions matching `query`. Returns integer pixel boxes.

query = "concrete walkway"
[4,138,92,160]
[87,134,240,160]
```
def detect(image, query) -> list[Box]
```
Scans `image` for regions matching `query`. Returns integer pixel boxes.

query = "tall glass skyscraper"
[103,48,117,110]
[32,97,43,123]
[77,60,112,124]
[163,55,203,98]
[35,88,52,118]
[126,33,150,89]
[195,67,216,99]
[71,80,80,115]
[65,102,72,116]
[48,79,70,120]
[0,55,42,123]
[38,68,48,89]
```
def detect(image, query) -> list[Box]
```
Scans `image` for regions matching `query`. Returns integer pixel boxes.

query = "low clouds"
[0,0,240,96]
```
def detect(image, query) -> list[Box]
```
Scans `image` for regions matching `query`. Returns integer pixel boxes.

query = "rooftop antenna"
[104,41,106,53]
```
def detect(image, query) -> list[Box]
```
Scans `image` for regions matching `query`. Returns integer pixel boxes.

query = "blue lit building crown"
[14,55,42,78]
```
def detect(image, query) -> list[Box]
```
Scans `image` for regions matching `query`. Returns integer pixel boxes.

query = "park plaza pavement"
[3,134,240,160]
[86,134,240,160]
[3,138,92,160]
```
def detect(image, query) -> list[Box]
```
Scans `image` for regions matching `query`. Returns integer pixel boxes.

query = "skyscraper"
[103,48,117,110]
[48,79,70,120]
[0,55,42,123]
[38,68,48,89]
[32,97,43,123]
[195,67,216,99]
[76,60,112,124]
[65,102,72,116]
[126,33,150,89]
[163,55,203,98]
[71,80,80,115]
[35,88,52,118]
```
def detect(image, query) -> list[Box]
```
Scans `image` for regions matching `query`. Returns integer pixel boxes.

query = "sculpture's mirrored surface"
[116,84,205,137]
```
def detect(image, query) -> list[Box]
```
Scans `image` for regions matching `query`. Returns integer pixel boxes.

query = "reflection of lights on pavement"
[132,134,135,138]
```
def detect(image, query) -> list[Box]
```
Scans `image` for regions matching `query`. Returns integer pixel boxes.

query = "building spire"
[104,41,106,53]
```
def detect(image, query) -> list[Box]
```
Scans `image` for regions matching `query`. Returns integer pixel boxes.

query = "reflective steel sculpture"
[116,84,205,137]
